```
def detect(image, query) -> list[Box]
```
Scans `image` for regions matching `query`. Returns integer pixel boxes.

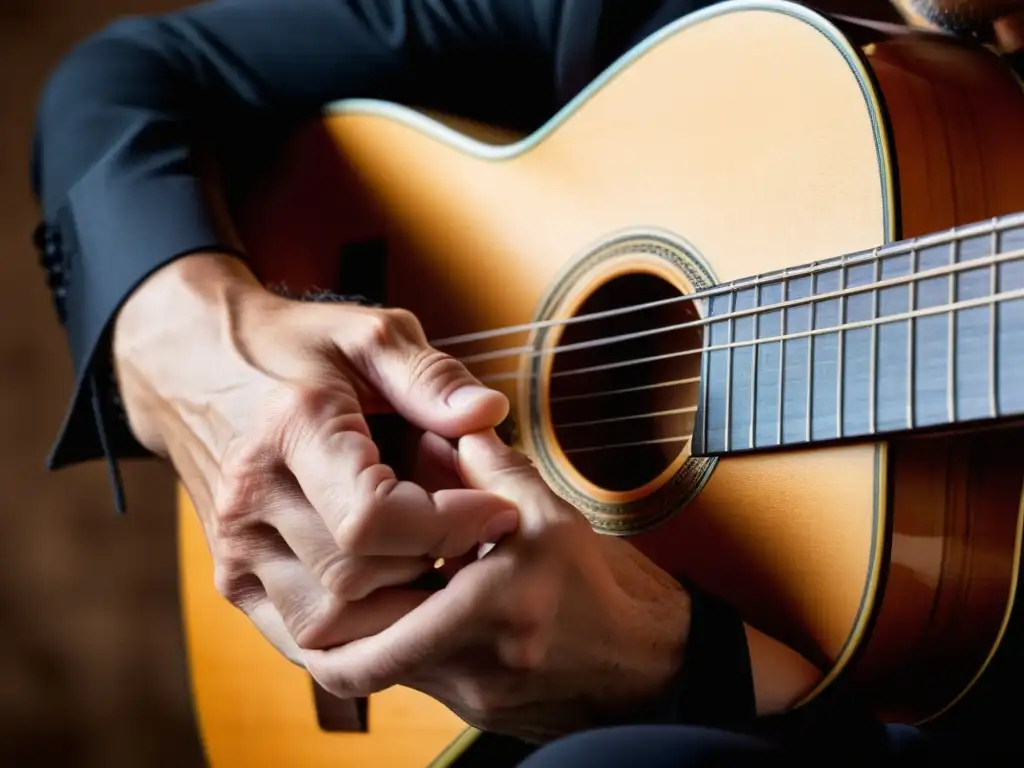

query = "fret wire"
[907,243,918,430]
[748,283,760,449]
[988,219,999,418]
[723,290,735,451]
[947,235,958,423]
[777,275,788,446]
[483,288,1024,385]
[805,276,815,443]
[836,260,847,439]
[700,316,712,451]
[868,250,880,435]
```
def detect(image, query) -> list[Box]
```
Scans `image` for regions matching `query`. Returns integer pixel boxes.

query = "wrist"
[602,579,692,724]
[111,252,268,454]
[114,252,260,342]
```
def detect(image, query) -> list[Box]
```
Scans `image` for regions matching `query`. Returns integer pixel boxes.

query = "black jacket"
[30,0,708,511]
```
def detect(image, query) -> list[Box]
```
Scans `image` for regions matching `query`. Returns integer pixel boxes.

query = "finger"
[342,308,509,437]
[301,538,561,698]
[286,412,519,557]
[427,488,520,555]
[246,598,306,666]
[262,490,437,598]
[301,571,494,698]
[278,382,511,555]
[456,430,580,528]
[253,556,434,649]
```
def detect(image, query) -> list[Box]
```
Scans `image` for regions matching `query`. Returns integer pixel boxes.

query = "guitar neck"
[692,213,1024,456]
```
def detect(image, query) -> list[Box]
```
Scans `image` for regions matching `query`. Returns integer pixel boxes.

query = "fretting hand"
[112,252,519,670]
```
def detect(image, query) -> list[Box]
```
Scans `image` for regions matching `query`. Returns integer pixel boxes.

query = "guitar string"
[477,286,1024,384]
[557,405,697,429]
[549,376,701,403]
[500,288,1024,453]
[430,214,1021,348]
[453,248,1024,367]
[561,434,694,455]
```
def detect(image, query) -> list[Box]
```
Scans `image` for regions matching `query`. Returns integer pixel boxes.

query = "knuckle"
[305,657,377,700]
[215,444,280,527]
[480,442,536,479]
[211,534,255,579]
[383,307,422,336]
[212,562,261,608]
[500,597,547,637]
[331,467,395,554]
[332,514,371,556]
[320,558,366,601]
[320,428,376,468]
[359,307,423,349]
[500,634,550,672]
[278,384,368,460]
[283,601,329,651]
[281,385,339,428]
[406,347,470,397]
[493,458,536,485]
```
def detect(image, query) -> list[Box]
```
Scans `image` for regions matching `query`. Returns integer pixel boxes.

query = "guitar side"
[179,3,1024,766]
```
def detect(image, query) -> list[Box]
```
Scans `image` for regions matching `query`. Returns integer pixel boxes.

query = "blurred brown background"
[0,2,205,766]
[0,1,910,767]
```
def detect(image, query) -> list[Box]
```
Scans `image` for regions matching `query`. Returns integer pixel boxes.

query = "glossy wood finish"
[839,428,1024,723]
[178,3,1024,766]
[826,24,1024,721]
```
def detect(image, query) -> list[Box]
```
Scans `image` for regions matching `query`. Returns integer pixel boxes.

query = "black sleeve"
[629,582,757,729]
[28,0,570,512]
[28,0,707,512]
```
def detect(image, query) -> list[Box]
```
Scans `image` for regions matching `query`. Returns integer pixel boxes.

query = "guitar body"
[179,2,1024,766]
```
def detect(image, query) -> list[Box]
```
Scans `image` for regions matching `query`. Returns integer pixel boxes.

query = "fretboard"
[691,214,1024,456]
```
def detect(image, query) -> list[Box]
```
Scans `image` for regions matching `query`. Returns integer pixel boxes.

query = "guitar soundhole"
[548,272,702,492]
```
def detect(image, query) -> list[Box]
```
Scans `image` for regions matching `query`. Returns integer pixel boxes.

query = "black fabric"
[29,0,714,513]
[518,725,781,767]
[515,721,964,768]
[630,585,756,730]
[673,587,756,728]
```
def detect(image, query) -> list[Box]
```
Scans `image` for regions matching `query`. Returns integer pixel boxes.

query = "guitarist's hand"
[111,253,518,664]
[302,429,823,742]
[300,428,690,741]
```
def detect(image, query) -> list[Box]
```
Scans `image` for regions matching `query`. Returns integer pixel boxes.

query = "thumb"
[457,431,575,526]
[348,309,509,437]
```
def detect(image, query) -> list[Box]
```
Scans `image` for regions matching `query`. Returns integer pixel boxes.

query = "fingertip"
[458,427,506,453]
[457,428,517,473]
[445,385,509,426]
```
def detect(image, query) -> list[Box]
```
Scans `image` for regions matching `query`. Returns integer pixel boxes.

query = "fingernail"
[446,385,494,411]
[480,508,519,544]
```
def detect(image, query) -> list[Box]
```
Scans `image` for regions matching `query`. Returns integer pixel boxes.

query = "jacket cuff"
[42,131,241,495]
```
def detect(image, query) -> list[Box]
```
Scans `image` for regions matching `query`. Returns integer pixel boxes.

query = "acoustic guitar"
[178,1,1024,765]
